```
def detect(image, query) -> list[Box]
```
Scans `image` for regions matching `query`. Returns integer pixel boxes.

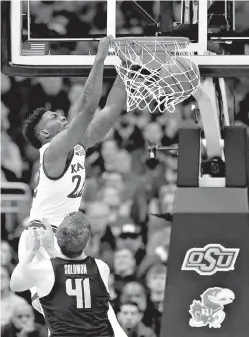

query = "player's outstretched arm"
[95,259,128,337]
[80,72,127,150]
[10,228,45,292]
[45,37,111,161]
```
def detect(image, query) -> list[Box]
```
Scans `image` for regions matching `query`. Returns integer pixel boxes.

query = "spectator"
[120,282,148,313]
[146,264,167,307]
[116,224,146,266]
[113,111,145,174]
[108,272,118,308]
[102,171,124,194]
[158,184,176,214]
[133,159,165,213]
[113,112,145,153]
[113,248,137,296]
[102,185,131,218]
[143,264,167,336]
[162,113,180,146]
[85,202,115,266]
[99,184,133,236]
[1,302,48,337]
[143,123,163,146]
[1,102,10,130]
[1,240,15,274]
[1,266,29,326]
[1,129,23,181]
[100,140,120,172]
[117,301,156,337]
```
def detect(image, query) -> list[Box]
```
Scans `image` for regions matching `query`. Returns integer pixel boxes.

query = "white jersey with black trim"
[29,142,86,228]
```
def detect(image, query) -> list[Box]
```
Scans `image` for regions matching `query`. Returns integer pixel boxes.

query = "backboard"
[1,0,249,77]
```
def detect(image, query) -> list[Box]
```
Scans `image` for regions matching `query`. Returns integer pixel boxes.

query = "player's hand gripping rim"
[96,35,113,61]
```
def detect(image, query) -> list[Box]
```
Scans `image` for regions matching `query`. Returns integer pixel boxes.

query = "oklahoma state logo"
[182,244,239,275]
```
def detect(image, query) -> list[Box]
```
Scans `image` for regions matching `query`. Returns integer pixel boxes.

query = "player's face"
[40,111,68,139]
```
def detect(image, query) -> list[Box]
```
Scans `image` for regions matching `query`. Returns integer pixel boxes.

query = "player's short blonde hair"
[57,211,91,258]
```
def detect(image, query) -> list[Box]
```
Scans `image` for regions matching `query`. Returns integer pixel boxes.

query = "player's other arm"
[11,224,53,292]
[10,260,48,293]
[45,37,111,161]
[81,72,127,150]
[95,259,128,337]
[10,243,46,292]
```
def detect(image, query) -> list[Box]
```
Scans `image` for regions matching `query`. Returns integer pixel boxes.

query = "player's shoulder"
[94,258,110,274]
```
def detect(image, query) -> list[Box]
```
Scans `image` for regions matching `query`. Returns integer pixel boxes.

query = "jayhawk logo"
[189,287,235,328]
[74,145,85,156]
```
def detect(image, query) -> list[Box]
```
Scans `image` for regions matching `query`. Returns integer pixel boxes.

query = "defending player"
[11,212,128,337]
[18,36,127,312]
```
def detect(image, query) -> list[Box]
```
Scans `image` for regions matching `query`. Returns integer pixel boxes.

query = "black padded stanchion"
[225,126,247,187]
[160,127,249,337]
[177,127,201,187]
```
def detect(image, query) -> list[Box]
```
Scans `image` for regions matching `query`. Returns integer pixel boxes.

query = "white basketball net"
[111,38,200,113]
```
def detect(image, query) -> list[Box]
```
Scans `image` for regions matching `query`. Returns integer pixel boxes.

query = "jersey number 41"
[66,278,91,309]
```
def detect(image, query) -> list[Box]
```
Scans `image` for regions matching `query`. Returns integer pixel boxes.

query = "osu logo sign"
[182,244,239,275]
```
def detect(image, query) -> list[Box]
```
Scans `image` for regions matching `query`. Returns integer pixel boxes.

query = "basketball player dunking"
[11,212,128,337]
[18,36,127,312]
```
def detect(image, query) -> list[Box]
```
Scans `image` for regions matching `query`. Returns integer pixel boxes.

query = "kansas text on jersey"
[29,143,86,226]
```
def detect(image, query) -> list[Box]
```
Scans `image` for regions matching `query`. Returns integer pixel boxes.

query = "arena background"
[1,1,249,337]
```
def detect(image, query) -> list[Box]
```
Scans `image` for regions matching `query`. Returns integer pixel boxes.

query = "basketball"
[159,56,200,99]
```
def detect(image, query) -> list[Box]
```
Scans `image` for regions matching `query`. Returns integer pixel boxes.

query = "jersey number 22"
[67,175,84,198]
[66,278,91,309]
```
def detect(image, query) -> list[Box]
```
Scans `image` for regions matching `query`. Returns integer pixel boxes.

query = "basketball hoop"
[111,37,200,113]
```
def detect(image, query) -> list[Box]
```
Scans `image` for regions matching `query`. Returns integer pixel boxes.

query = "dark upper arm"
[43,143,74,179]
[43,110,94,177]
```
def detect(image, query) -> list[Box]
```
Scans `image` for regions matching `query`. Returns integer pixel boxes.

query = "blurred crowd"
[2,1,249,337]
[2,71,249,337]
[1,73,178,337]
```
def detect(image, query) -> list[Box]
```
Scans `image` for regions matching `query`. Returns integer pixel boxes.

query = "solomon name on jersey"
[29,142,86,228]
[39,257,113,337]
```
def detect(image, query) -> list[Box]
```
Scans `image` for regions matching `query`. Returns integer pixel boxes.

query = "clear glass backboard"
[1,0,249,77]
